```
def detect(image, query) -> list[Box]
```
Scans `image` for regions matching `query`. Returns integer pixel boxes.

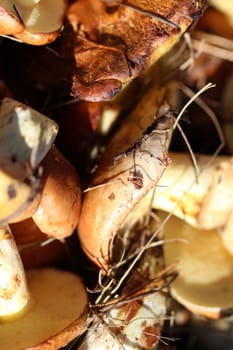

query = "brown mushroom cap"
[162,211,233,319]
[0,268,88,350]
[67,0,206,101]
[32,146,82,239]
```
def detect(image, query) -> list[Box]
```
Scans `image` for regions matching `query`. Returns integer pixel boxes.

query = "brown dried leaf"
[67,0,206,101]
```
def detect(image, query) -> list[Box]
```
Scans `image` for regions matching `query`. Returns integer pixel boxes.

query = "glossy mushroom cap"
[32,146,82,239]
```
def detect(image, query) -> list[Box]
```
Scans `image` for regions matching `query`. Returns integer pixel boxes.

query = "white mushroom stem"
[0,225,30,319]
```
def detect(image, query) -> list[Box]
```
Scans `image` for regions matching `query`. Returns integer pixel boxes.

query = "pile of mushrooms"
[153,152,233,319]
[1,0,232,349]
[0,97,88,349]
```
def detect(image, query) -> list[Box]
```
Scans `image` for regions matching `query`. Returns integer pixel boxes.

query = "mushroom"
[147,152,233,255]
[208,0,233,27]
[31,145,82,240]
[79,292,166,350]
[78,83,175,267]
[67,0,206,101]
[0,225,88,349]
[0,97,82,241]
[0,97,58,225]
[160,211,233,319]
[10,217,68,269]
[0,0,67,45]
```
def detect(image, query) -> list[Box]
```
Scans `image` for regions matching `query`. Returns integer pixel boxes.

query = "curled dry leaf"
[78,84,175,267]
[67,0,206,101]
[0,97,58,225]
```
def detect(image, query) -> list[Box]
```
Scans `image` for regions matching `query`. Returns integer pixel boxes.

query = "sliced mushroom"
[0,226,88,349]
[0,0,67,45]
[161,211,233,319]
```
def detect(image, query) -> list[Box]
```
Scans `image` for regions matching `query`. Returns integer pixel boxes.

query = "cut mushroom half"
[0,97,58,225]
[0,0,67,45]
[78,84,175,267]
[0,225,88,350]
[161,211,233,319]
